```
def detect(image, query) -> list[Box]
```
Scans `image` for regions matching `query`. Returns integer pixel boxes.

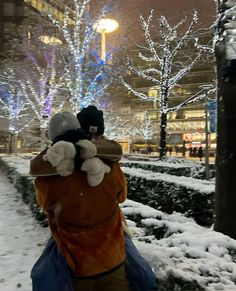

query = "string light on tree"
[47,0,115,112]
[19,48,66,149]
[136,111,155,142]
[0,68,34,154]
[121,10,213,159]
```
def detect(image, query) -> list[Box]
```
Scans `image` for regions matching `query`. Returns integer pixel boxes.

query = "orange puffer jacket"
[35,162,127,277]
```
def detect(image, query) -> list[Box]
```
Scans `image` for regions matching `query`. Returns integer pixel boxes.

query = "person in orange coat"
[34,111,129,291]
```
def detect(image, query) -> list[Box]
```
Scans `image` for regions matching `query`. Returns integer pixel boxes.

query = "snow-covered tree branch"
[135,111,156,142]
[17,47,67,148]
[0,67,36,154]
[0,68,33,136]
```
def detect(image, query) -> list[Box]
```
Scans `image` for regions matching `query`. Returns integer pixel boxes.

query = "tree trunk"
[13,132,18,156]
[159,112,167,159]
[8,132,13,155]
[40,118,49,151]
[40,127,47,151]
[214,40,236,238]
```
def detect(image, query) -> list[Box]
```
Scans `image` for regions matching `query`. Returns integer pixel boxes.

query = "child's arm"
[29,139,123,177]
[92,138,123,161]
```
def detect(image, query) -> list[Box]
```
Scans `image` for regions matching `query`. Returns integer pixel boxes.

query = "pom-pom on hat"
[48,111,80,142]
[77,105,104,135]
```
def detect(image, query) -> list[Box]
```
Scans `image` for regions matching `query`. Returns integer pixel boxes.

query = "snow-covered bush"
[122,157,216,179]
[0,156,214,227]
[121,200,236,291]
[122,166,215,226]
[0,157,47,226]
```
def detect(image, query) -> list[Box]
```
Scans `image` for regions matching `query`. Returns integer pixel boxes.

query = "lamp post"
[95,18,119,61]
[199,84,215,180]
[205,93,210,180]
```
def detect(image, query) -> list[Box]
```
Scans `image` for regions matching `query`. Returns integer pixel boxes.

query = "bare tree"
[104,113,130,140]
[1,13,72,149]
[121,10,212,159]
[48,0,119,112]
[17,47,67,149]
[0,68,34,154]
[135,111,155,142]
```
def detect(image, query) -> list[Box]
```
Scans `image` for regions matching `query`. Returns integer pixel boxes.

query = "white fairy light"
[48,0,111,112]
[121,10,213,158]
[0,69,33,134]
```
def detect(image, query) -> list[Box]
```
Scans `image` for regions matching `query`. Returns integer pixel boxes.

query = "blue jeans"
[31,235,158,291]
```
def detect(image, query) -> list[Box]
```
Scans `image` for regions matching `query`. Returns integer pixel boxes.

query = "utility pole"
[214,0,236,238]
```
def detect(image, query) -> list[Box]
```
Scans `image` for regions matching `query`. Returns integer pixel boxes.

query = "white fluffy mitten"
[43,141,76,176]
[54,158,75,176]
[77,139,97,159]
[81,157,111,186]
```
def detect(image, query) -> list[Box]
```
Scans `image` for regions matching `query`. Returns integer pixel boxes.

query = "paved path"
[0,171,48,291]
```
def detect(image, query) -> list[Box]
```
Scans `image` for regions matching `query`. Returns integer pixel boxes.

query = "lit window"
[148,87,159,98]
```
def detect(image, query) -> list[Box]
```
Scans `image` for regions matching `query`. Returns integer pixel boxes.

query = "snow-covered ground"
[0,170,49,291]
[1,156,236,290]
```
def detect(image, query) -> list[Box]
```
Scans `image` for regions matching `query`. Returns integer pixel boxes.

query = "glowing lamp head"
[95,18,119,34]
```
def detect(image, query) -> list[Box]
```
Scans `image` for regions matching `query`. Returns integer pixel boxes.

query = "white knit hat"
[48,111,80,141]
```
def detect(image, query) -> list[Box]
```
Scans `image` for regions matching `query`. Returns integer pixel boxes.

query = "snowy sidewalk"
[0,170,49,291]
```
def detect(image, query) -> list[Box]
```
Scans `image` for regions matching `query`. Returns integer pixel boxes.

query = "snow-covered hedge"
[121,157,215,179]
[0,157,47,226]
[121,200,236,291]
[0,156,215,227]
[122,166,215,227]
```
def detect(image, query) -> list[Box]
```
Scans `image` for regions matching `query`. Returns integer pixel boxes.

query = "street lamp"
[95,18,119,61]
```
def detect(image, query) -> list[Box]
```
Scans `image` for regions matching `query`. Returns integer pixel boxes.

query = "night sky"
[107,0,216,43]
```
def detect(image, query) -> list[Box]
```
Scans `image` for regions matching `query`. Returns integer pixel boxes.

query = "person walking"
[198,146,203,162]
[189,146,193,157]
